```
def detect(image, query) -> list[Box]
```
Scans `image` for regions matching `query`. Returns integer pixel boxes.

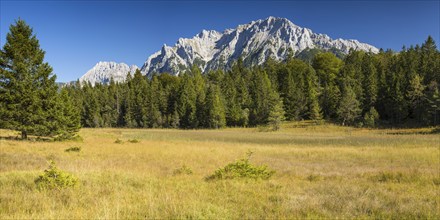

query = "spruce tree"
[304,67,322,120]
[312,52,342,118]
[248,68,274,125]
[177,72,197,128]
[205,84,226,128]
[268,93,285,131]
[0,19,79,139]
[406,74,425,122]
[420,36,439,83]
[130,69,149,127]
[221,71,249,127]
[280,59,307,120]
[54,88,81,139]
[361,55,378,113]
[363,107,379,127]
[337,84,361,126]
[424,81,440,125]
[148,76,163,128]
[121,73,135,127]
[81,83,100,127]
[191,65,207,127]
[108,78,120,127]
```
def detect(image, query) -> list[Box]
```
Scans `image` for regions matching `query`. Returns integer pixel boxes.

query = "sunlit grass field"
[1,121,439,219]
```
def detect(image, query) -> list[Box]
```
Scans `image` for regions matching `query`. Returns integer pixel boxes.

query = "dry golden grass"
[0,121,439,219]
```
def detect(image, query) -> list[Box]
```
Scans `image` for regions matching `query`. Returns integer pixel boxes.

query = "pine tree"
[177,72,197,128]
[312,52,342,118]
[171,107,180,128]
[361,55,378,113]
[222,72,249,127]
[121,73,135,127]
[337,84,361,126]
[54,88,81,139]
[304,67,322,120]
[248,68,274,125]
[280,59,307,120]
[107,78,120,127]
[131,69,149,127]
[268,93,285,131]
[191,65,207,127]
[0,19,79,139]
[205,84,226,128]
[81,83,100,127]
[406,74,425,122]
[363,107,379,127]
[420,36,439,83]
[148,76,163,128]
[424,81,440,125]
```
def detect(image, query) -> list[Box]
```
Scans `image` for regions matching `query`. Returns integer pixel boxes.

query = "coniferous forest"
[64,37,440,130]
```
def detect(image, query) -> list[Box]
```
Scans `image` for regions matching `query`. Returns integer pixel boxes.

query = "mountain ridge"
[78,16,378,84]
[140,16,378,77]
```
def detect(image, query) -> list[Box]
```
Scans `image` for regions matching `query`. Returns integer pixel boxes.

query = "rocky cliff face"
[79,61,139,85]
[140,16,378,76]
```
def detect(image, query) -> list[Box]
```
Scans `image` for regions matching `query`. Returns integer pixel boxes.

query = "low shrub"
[128,139,140,143]
[173,165,193,175]
[114,138,123,144]
[65,146,81,152]
[306,174,322,182]
[35,160,78,190]
[206,151,275,181]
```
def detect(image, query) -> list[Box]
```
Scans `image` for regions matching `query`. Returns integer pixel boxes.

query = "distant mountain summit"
[140,16,378,76]
[79,61,138,85]
[79,17,378,84]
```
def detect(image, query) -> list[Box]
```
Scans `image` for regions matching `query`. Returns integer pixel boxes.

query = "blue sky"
[1,1,439,82]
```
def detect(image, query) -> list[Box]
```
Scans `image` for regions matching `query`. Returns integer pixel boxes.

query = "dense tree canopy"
[62,36,439,129]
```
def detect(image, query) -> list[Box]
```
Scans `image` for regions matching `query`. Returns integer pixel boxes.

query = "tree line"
[65,36,440,129]
[1,20,439,140]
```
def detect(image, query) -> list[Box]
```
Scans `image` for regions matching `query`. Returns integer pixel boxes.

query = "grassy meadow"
[0,121,439,219]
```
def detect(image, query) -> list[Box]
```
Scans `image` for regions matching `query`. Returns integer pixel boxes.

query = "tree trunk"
[21,130,27,140]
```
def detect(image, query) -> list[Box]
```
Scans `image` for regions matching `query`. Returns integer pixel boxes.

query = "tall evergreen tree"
[406,74,425,122]
[148,76,163,128]
[131,69,149,127]
[248,68,274,125]
[205,84,226,128]
[177,72,197,128]
[313,52,342,119]
[361,55,378,113]
[81,83,100,127]
[337,84,361,126]
[304,67,322,120]
[0,19,79,139]
[54,88,81,139]
[268,92,285,131]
